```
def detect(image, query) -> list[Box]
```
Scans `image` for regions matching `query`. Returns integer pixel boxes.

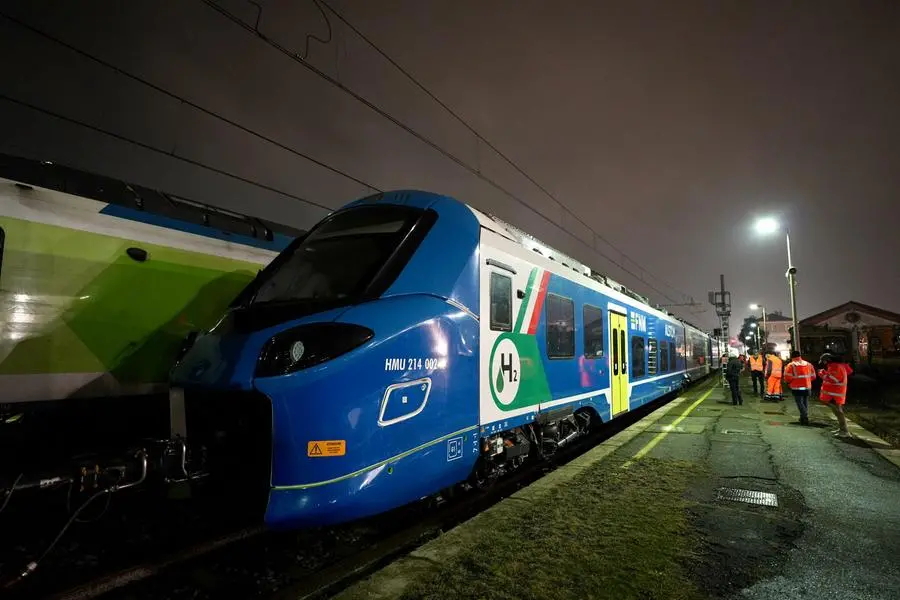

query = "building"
[762,311,793,359]
[800,301,900,367]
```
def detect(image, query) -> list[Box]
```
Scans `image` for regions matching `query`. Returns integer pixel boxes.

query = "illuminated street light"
[753,218,800,354]
[749,303,768,350]
[754,217,779,235]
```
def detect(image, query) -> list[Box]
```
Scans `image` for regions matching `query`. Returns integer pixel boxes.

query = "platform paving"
[334,375,900,600]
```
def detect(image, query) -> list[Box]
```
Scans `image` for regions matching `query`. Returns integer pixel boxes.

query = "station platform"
[335,375,900,600]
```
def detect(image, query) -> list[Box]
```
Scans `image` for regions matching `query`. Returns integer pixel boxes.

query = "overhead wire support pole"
[785,229,800,354]
[709,275,731,388]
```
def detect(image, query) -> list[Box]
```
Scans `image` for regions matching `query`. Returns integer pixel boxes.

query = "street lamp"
[753,219,800,354]
[749,303,768,350]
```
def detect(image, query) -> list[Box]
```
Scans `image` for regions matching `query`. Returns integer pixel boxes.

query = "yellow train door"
[610,311,630,415]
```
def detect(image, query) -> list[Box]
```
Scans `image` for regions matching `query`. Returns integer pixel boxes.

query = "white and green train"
[0,155,300,453]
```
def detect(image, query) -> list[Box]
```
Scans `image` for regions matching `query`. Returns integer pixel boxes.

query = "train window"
[691,336,705,366]
[489,272,513,332]
[583,304,604,358]
[631,336,646,377]
[546,293,574,358]
[824,337,847,354]
[669,341,676,371]
[647,337,658,375]
[250,205,421,305]
[659,340,670,373]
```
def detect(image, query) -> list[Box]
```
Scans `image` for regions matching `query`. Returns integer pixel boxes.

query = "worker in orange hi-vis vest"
[817,353,854,438]
[747,351,765,397]
[764,351,783,402]
[783,350,816,426]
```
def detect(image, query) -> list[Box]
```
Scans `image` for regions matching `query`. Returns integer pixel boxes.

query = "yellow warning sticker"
[307,440,346,457]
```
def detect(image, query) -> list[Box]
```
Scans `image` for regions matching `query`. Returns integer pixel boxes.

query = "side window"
[659,340,670,373]
[647,337,658,375]
[669,341,677,372]
[583,304,604,358]
[546,293,574,358]
[489,272,512,332]
[631,336,646,377]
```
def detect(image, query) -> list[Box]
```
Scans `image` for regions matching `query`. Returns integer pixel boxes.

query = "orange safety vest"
[818,363,853,403]
[749,355,764,371]
[784,358,815,391]
[766,356,783,378]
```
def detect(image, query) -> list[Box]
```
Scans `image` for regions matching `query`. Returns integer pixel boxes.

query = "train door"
[609,310,629,415]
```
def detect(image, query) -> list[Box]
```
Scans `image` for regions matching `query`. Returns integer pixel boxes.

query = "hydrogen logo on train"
[490,337,521,406]
[630,312,647,333]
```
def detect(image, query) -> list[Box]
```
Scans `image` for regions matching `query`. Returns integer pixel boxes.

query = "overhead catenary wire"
[200,0,682,305]
[0,93,332,212]
[317,0,694,304]
[0,11,380,198]
[0,473,23,515]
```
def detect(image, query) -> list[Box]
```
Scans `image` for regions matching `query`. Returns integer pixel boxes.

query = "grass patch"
[845,405,900,447]
[399,458,705,600]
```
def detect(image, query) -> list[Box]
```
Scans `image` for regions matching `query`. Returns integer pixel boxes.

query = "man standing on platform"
[818,353,853,437]
[725,354,744,406]
[784,350,816,425]
[747,350,765,397]
[764,350,784,402]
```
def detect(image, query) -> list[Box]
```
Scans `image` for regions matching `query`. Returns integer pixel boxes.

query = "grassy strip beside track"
[334,453,708,600]
[397,458,705,600]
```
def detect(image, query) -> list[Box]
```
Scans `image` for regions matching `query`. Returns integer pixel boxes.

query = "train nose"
[178,387,274,523]
[170,331,258,389]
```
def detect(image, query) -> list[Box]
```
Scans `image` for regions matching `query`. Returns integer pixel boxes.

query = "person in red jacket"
[783,350,816,425]
[818,353,853,437]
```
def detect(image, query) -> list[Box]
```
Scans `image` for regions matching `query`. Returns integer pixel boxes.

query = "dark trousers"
[750,370,764,395]
[792,390,810,423]
[727,378,743,405]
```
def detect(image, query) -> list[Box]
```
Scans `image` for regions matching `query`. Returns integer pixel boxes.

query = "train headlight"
[255,323,374,378]
[290,341,306,362]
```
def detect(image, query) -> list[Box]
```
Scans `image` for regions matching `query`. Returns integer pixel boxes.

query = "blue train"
[169,190,721,529]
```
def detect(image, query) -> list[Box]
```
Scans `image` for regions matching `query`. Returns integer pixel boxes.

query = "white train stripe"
[0,373,166,403]
[0,179,278,264]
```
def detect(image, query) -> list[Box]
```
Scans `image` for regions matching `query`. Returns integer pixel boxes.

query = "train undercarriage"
[469,406,596,490]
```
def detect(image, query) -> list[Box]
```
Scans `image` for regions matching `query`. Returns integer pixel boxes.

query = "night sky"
[1,0,898,333]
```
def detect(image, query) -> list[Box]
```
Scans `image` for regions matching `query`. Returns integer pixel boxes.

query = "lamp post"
[750,303,768,351]
[753,218,800,354]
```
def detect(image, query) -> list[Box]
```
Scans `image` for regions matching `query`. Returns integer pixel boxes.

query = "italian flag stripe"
[527,270,551,334]
[513,268,538,333]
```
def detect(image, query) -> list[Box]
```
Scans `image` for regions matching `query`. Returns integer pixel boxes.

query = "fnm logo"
[630,312,647,333]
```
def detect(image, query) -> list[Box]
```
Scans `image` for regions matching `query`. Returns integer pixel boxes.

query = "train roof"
[0,153,304,246]
[463,203,700,324]
[347,189,705,333]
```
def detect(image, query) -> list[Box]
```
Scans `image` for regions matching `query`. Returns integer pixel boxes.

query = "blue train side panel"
[258,296,480,528]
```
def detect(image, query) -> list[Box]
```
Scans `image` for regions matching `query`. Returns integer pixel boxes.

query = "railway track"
[4,385,702,600]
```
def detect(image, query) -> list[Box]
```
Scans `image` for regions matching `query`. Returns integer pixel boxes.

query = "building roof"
[800,301,900,326]
[764,312,792,322]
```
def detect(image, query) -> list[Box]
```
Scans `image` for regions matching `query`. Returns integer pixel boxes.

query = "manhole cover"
[716,488,779,507]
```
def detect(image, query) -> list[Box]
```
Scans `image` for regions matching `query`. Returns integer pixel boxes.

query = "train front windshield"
[250,205,421,305]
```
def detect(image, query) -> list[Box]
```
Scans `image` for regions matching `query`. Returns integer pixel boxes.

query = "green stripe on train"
[0,216,260,385]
